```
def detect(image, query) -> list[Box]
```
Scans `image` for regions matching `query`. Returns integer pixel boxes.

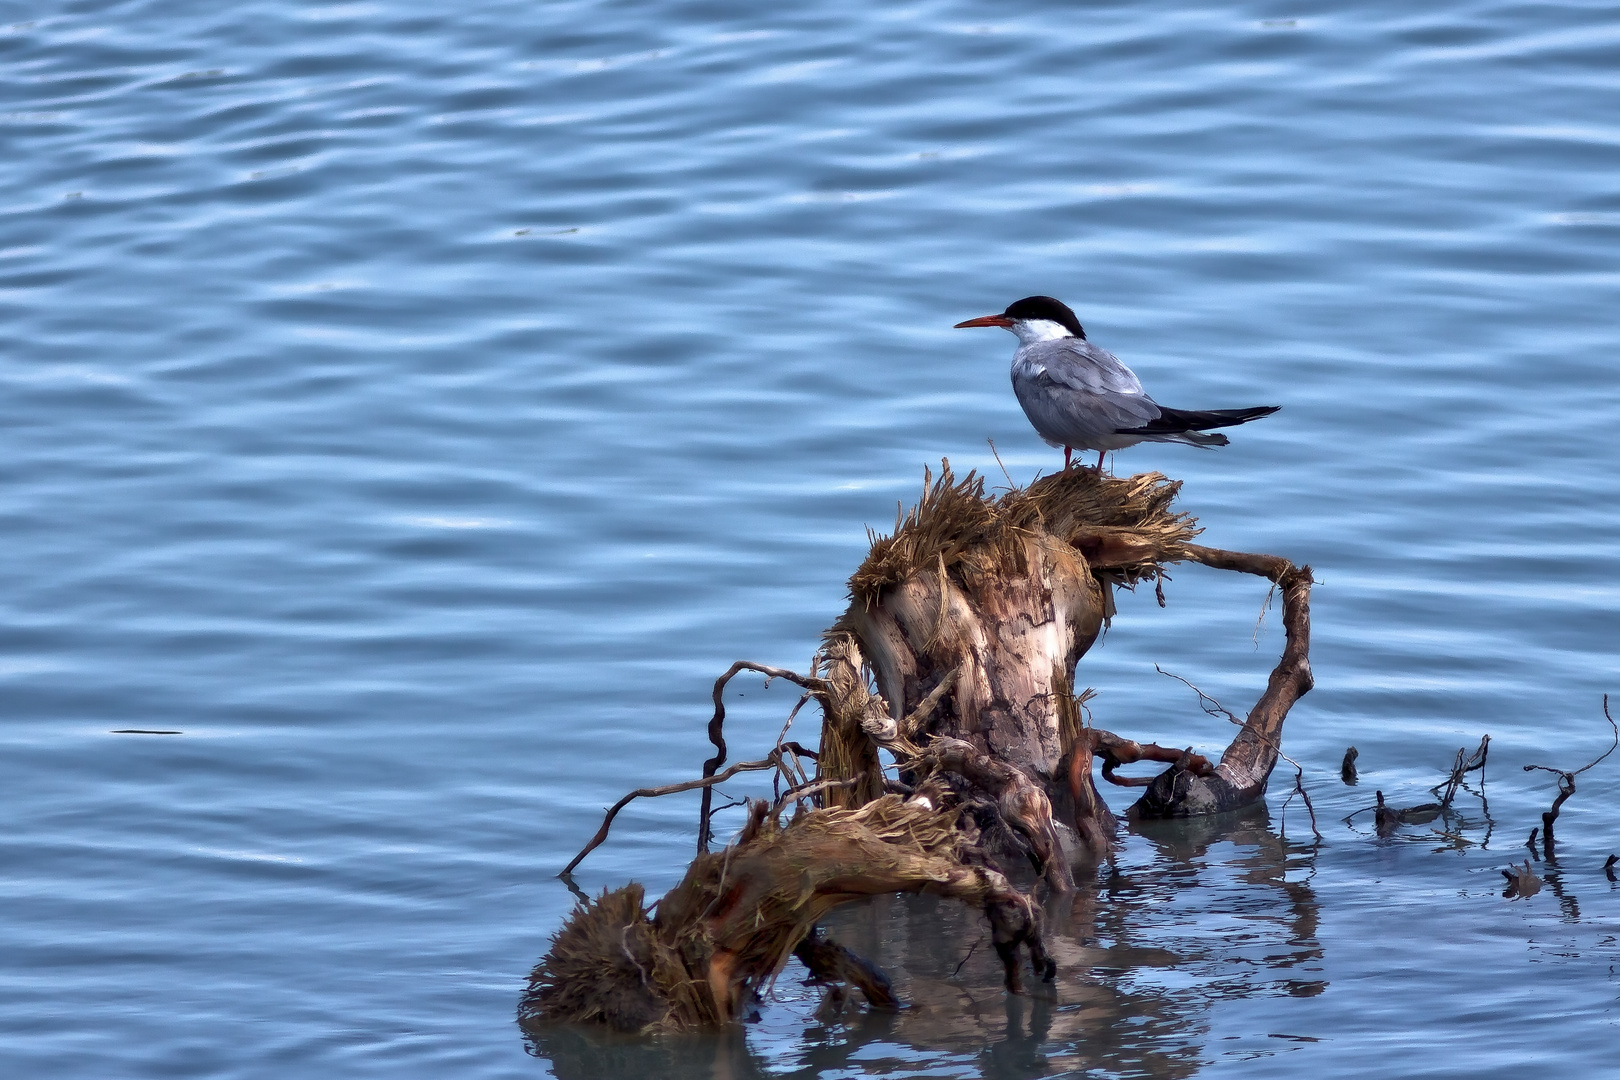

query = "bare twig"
[1278,758,1322,842]
[986,438,1015,491]
[775,692,814,757]
[1347,737,1489,843]
[781,740,820,762]
[1521,696,1618,858]
[1432,735,1490,809]
[1523,695,1618,781]
[1155,665,1238,723]
[562,755,782,876]
[711,794,750,820]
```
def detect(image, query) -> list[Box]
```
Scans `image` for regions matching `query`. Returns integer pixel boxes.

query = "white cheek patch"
[1012,319,1073,344]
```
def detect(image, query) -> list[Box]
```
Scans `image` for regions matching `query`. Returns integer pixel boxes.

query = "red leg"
[1063,446,1073,470]
[1095,450,1106,474]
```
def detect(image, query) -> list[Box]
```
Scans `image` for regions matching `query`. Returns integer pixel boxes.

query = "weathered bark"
[825,465,1313,860]
[909,736,1076,892]
[845,531,1104,788]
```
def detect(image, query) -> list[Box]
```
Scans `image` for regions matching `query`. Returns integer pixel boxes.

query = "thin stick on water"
[1523,695,1618,781]
[1430,735,1490,809]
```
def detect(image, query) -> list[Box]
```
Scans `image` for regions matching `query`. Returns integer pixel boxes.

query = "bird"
[954,295,1279,473]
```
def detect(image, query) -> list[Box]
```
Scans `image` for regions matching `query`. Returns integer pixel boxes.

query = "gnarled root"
[908,736,1074,893]
[522,794,1053,1034]
[1063,728,1215,858]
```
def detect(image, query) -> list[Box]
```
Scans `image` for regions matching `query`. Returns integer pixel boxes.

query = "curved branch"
[1093,734,1211,787]
[1523,694,1618,780]
[699,661,830,852]
[1180,543,1296,583]
[1133,549,1314,817]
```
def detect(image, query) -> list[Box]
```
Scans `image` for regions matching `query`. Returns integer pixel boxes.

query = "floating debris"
[1502,861,1543,899]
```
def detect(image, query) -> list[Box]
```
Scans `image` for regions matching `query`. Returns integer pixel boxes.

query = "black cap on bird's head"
[954,295,1086,339]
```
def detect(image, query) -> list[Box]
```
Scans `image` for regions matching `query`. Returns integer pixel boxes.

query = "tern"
[955,295,1279,472]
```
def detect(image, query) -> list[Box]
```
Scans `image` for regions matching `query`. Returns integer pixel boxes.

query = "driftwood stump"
[528,463,1314,1033]
[818,464,1313,867]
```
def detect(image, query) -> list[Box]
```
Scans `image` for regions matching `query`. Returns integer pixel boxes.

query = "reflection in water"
[522,804,1323,1077]
[523,1024,769,1080]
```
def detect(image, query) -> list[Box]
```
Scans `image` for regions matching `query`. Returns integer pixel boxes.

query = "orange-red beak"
[953,314,1013,329]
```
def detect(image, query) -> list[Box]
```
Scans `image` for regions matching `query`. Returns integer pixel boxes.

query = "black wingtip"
[1118,404,1281,437]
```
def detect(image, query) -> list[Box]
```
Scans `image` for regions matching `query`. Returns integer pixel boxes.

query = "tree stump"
[816,463,1312,867]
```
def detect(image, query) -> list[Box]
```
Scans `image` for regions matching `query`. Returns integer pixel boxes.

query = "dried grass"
[849,461,1200,608]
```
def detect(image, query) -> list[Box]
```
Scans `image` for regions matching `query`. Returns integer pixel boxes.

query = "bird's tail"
[1117,404,1280,439]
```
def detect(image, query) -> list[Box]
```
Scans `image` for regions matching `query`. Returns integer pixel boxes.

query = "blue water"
[4,0,1619,1076]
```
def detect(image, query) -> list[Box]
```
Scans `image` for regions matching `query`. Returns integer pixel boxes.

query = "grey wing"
[1013,340,1162,446]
